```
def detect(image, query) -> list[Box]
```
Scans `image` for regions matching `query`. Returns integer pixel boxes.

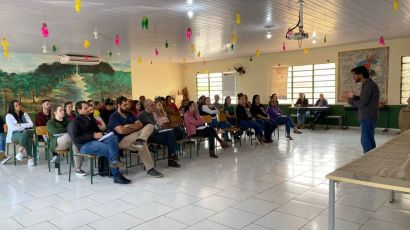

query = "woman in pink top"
[184,101,229,158]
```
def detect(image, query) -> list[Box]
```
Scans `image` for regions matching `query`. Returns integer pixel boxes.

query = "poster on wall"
[0,53,131,112]
[338,47,389,103]
[270,67,288,99]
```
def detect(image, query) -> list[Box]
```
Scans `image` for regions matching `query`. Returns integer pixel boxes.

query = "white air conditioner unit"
[59,54,101,66]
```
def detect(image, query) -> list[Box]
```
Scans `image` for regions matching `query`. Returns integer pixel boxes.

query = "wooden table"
[325,130,410,230]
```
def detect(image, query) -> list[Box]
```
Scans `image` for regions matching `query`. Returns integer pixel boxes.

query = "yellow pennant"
[393,0,399,11]
[138,57,142,64]
[197,51,201,57]
[255,50,261,57]
[1,37,9,50]
[231,33,237,44]
[191,44,196,53]
[75,0,81,12]
[236,10,241,24]
[83,39,90,48]
[303,48,310,55]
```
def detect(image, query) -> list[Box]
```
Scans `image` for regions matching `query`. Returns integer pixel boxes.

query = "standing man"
[348,66,380,153]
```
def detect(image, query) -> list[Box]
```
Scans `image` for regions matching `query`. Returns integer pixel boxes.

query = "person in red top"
[184,101,229,158]
[164,96,179,113]
[35,99,51,126]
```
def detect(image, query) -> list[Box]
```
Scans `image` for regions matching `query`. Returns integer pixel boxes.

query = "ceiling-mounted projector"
[285,0,309,46]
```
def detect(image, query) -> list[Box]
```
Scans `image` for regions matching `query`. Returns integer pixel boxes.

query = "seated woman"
[64,101,76,121]
[184,101,229,158]
[197,95,206,115]
[250,95,275,143]
[311,93,329,130]
[224,96,236,125]
[267,98,302,140]
[295,92,309,129]
[201,97,232,141]
[5,100,34,166]
[235,95,266,144]
[154,102,185,140]
[164,96,179,114]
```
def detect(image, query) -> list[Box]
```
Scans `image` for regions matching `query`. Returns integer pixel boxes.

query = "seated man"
[68,101,130,184]
[294,92,309,129]
[310,93,329,130]
[139,99,181,168]
[108,96,163,178]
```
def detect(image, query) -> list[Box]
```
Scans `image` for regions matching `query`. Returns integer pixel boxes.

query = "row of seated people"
[294,93,329,130]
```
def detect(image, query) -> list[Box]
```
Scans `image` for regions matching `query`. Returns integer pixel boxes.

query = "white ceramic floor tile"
[217,187,257,201]
[303,211,362,230]
[336,193,386,211]
[384,198,410,212]
[120,190,165,206]
[87,188,130,203]
[255,188,298,205]
[323,205,374,224]
[236,181,274,192]
[165,205,215,225]
[0,218,23,230]
[194,195,238,212]
[185,219,234,230]
[57,187,98,201]
[295,191,329,207]
[14,207,66,227]
[373,206,410,227]
[21,194,65,211]
[277,200,325,220]
[273,182,312,195]
[49,209,102,230]
[233,198,280,215]
[241,224,271,230]
[126,202,175,221]
[179,185,221,198]
[361,219,410,230]
[53,197,101,213]
[23,222,60,230]
[208,207,261,229]
[130,216,188,230]
[0,204,31,219]
[156,193,200,209]
[87,199,136,217]
[255,211,309,230]
[27,186,67,198]
[88,213,144,230]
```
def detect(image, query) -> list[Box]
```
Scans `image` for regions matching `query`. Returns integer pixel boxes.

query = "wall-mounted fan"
[233,63,246,75]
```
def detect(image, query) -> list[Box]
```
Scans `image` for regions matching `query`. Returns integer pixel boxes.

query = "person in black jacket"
[235,94,266,144]
[294,93,310,129]
[68,101,130,184]
[251,95,274,142]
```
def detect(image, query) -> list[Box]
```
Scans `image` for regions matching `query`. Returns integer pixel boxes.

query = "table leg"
[343,110,348,129]
[329,179,335,230]
[383,109,389,132]
[389,190,395,203]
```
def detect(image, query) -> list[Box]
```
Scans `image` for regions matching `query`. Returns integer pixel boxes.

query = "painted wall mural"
[0,53,131,112]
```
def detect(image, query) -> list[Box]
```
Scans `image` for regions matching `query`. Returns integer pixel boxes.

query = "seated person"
[0,115,7,164]
[139,99,181,168]
[6,100,34,166]
[197,95,206,115]
[64,101,76,121]
[202,97,231,141]
[108,96,163,177]
[224,96,236,125]
[99,98,116,125]
[235,95,266,144]
[294,92,310,129]
[164,96,179,114]
[35,99,51,127]
[88,102,106,131]
[270,93,279,106]
[250,95,274,143]
[155,102,185,140]
[184,101,229,158]
[267,98,302,140]
[213,95,224,112]
[68,101,130,184]
[310,93,329,130]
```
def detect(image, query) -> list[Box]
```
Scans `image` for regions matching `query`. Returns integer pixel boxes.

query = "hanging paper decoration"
[93,30,98,39]
[150,59,153,65]
[165,40,169,48]
[197,51,201,57]
[155,48,159,56]
[75,0,81,13]
[1,37,9,50]
[324,35,327,44]
[41,23,49,38]
[186,27,192,41]
[141,16,149,29]
[255,50,261,57]
[52,45,57,53]
[114,34,120,46]
[84,55,89,61]
[303,48,310,55]
[3,49,9,58]
[230,43,234,50]
[231,33,237,44]
[282,42,286,52]
[83,39,90,48]
[108,51,112,57]
[379,36,385,46]
[393,0,399,11]
[191,44,196,53]
[42,45,47,54]
[236,10,241,24]
[249,56,253,62]
[138,57,142,64]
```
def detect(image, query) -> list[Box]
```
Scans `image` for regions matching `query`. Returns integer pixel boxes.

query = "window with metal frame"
[401,56,410,104]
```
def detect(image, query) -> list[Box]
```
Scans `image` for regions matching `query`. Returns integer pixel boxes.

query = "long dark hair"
[7,100,24,123]
[184,101,194,113]
[224,96,231,106]
[251,95,261,109]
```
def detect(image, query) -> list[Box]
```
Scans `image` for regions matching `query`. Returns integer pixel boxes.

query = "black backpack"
[97,156,110,177]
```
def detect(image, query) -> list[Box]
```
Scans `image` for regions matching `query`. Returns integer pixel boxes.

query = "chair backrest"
[217,113,227,122]
[35,126,48,136]
[200,115,212,124]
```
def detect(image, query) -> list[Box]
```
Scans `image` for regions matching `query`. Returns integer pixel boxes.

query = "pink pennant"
[155,48,159,56]
[114,34,120,46]
[282,42,286,52]
[84,55,89,61]
[186,27,192,41]
[41,23,49,38]
[379,36,385,46]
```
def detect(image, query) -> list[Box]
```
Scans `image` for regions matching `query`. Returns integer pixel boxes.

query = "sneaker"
[15,152,23,161]
[1,156,11,165]
[27,158,35,166]
[114,176,130,184]
[293,129,302,134]
[50,155,58,163]
[75,169,87,176]
[147,168,163,178]
[220,141,231,148]
[132,139,145,150]
[210,152,219,158]
[286,135,294,140]
[168,159,181,168]
[256,135,266,144]
[119,174,131,183]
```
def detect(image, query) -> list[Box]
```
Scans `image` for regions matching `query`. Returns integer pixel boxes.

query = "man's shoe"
[220,141,231,148]
[75,169,87,176]
[169,155,179,161]
[210,152,219,158]
[132,139,145,151]
[256,135,266,144]
[114,176,130,184]
[286,135,294,140]
[168,159,181,168]
[110,161,125,168]
[293,129,302,134]
[265,139,273,143]
[147,168,163,178]
[1,156,11,165]
[119,174,131,183]
[224,138,232,142]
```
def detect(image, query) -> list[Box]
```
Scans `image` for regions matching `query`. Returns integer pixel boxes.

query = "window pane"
[293,65,313,71]
[314,63,335,70]
[402,56,410,104]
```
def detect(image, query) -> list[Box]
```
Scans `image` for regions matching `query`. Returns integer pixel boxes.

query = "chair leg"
[48,151,51,172]
[13,145,16,166]
[68,153,73,182]
[125,151,129,175]
[90,158,94,184]
[57,154,61,175]
[189,142,192,159]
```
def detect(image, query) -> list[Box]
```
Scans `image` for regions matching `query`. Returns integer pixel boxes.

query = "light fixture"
[93,29,98,39]
[266,31,272,39]
[312,31,317,38]
[187,8,194,18]
[312,40,317,44]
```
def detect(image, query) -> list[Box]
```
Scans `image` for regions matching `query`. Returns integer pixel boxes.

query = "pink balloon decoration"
[186,27,192,41]
[155,48,159,56]
[379,36,385,46]
[41,23,49,38]
[115,34,120,46]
